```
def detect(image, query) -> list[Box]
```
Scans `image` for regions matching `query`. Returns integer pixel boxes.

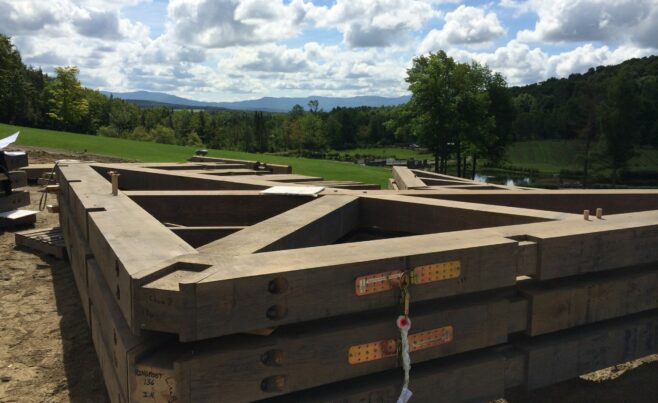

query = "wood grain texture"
[0,190,30,212]
[164,296,509,402]
[521,264,658,335]
[199,195,359,255]
[392,166,426,190]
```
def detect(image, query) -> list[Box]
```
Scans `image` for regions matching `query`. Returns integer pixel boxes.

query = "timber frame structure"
[56,159,658,402]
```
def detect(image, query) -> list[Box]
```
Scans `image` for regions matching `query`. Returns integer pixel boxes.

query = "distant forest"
[1,33,657,175]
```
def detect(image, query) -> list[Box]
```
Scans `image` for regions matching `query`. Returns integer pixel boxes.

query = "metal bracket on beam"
[355,261,461,296]
[348,326,454,364]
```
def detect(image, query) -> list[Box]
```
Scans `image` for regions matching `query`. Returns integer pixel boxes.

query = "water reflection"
[474,173,532,186]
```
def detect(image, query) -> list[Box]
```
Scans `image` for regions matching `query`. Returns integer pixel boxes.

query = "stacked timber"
[0,150,34,228]
[56,162,658,402]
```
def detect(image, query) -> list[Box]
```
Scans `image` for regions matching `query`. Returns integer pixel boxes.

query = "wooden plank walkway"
[15,227,67,259]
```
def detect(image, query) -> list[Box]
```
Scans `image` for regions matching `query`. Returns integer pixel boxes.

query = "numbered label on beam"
[348,326,454,364]
[354,261,461,296]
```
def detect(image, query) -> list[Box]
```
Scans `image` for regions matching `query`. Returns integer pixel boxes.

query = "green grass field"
[504,140,582,173]
[505,140,658,174]
[338,147,433,160]
[1,123,393,187]
[3,123,657,187]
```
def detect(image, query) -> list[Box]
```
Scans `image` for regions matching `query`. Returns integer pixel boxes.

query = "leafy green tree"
[0,35,29,124]
[601,71,640,182]
[185,130,203,147]
[253,111,268,152]
[129,126,152,142]
[150,124,177,144]
[308,99,319,113]
[289,104,305,119]
[485,72,514,163]
[109,97,139,135]
[324,115,343,149]
[45,66,88,130]
[568,80,601,187]
[300,113,326,151]
[83,89,111,134]
[512,93,538,140]
[406,51,501,175]
[406,51,457,173]
[97,125,120,138]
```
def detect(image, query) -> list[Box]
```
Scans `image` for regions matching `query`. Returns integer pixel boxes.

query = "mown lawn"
[4,123,656,185]
[338,147,433,160]
[1,123,392,187]
[505,140,658,174]
[504,140,582,173]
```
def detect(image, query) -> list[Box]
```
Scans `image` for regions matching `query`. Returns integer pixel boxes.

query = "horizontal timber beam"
[359,194,576,235]
[57,164,198,331]
[135,208,658,340]
[199,195,359,255]
[125,191,313,227]
[169,226,246,248]
[399,189,658,214]
[90,163,285,191]
[392,166,427,190]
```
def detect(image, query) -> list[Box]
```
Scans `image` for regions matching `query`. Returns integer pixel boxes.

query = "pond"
[473,171,583,188]
[474,173,533,187]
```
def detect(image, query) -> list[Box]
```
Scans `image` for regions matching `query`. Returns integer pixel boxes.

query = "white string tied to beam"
[396,315,413,403]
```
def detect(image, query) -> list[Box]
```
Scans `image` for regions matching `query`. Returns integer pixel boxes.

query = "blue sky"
[2,0,657,101]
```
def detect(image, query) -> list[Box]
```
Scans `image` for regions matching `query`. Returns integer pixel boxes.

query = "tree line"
[1,33,657,182]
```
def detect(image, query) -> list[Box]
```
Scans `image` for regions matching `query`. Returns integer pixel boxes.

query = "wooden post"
[109,171,120,196]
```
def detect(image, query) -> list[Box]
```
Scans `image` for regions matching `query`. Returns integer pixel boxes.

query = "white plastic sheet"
[0,132,19,149]
[260,186,325,197]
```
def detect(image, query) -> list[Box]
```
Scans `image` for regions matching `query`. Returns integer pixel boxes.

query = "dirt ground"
[1,148,658,403]
[0,185,110,403]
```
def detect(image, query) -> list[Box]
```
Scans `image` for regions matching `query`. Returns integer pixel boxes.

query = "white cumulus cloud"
[419,5,505,52]
[316,0,441,48]
[449,40,657,86]
[517,0,658,47]
[165,0,314,48]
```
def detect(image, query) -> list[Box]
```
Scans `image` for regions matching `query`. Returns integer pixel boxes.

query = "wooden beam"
[88,259,172,401]
[140,231,519,340]
[410,170,473,183]
[169,226,245,248]
[171,168,264,176]
[189,156,292,174]
[1,151,28,170]
[236,174,324,183]
[263,350,508,403]
[23,163,55,181]
[519,310,658,389]
[199,195,360,255]
[58,164,198,329]
[302,181,380,190]
[520,264,658,335]
[397,189,658,214]
[126,191,312,227]
[359,194,575,235]
[0,190,30,212]
[392,166,426,190]
[147,295,510,402]
[139,162,249,171]
[90,163,285,191]
[269,309,658,401]
[0,171,28,188]
[508,210,658,280]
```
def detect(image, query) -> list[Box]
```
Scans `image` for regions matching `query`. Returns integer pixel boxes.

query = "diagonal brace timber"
[199,195,360,255]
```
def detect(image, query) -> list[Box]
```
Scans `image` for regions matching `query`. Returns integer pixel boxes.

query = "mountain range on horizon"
[101,90,412,112]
